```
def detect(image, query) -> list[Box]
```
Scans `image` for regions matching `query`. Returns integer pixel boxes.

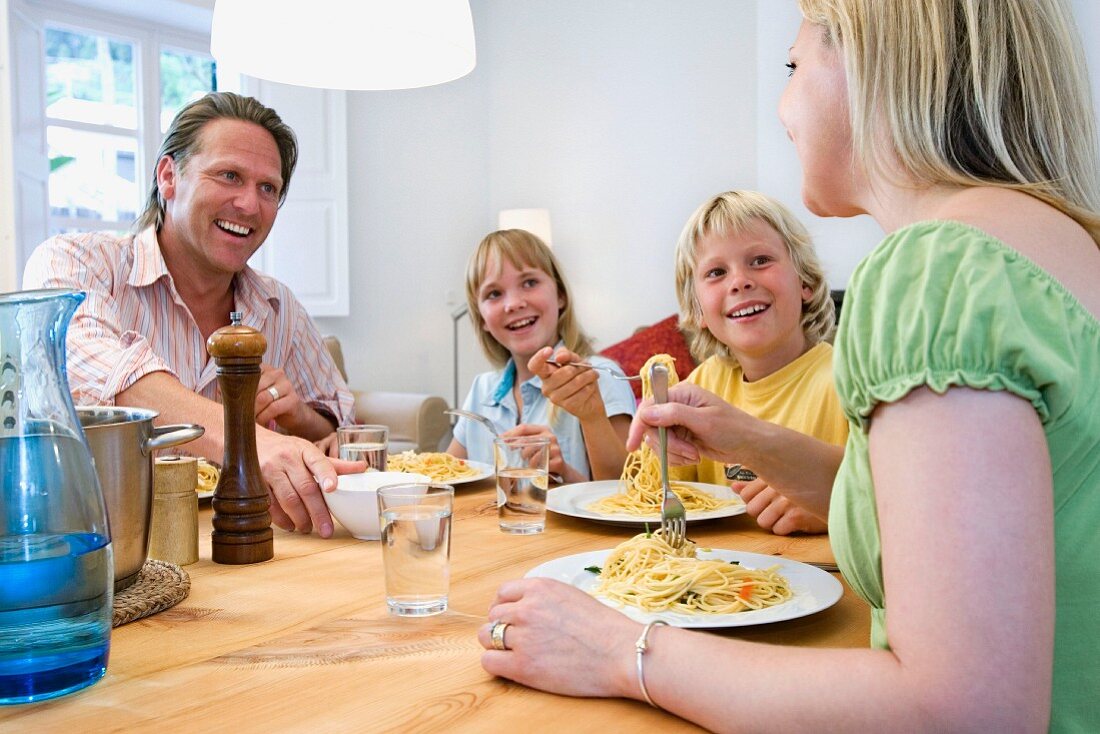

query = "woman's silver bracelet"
[634,620,668,707]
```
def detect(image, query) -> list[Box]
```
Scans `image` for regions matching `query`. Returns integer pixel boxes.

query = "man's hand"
[256,427,364,537]
[255,363,336,440]
[256,363,306,427]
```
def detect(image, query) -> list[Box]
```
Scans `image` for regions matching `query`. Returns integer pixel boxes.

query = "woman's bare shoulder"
[934,187,1100,317]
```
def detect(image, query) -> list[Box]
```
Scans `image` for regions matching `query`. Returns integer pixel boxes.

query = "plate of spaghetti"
[386,451,492,485]
[546,480,745,524]
[559,353,744,523]
[526,531,842,628]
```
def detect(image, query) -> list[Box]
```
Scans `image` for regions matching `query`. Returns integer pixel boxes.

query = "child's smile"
[478,256,565,365]
[694,219,812,380]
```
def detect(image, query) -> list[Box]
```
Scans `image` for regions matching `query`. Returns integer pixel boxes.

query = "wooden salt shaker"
[149,456,199,566]
[207,312,274,564]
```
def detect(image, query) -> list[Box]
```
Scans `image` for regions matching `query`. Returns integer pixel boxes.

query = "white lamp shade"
[211,0,477,91]
[498,208,553,248]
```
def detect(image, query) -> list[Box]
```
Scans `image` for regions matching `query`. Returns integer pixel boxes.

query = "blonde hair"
[465,229,594,368]
[674,191,834,361]
[797,0,1100,246]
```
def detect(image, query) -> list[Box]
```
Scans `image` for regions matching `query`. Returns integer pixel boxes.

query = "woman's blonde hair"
[465,229,594,368]
[797,0,1100,246]
[674,190,834,362]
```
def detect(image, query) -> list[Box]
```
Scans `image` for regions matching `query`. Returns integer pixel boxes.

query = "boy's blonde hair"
[465,229,594,368]
[674,190,834,361]
[798,0,1100,247]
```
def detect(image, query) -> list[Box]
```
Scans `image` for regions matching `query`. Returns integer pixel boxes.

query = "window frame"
[33,0,221,236]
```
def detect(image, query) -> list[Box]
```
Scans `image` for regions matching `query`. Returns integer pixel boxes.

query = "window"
[43,19,221,236]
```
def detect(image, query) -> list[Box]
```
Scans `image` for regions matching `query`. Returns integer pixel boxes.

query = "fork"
[545,358,641,381]
[649,364,686,548]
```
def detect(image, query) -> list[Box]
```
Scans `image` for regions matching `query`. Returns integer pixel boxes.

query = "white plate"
[197,490,213,500]
[526,548,843,629]
[547,480,746,525]
[391,458,494,486]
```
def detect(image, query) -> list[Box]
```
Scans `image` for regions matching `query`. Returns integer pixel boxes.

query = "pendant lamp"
[211,0,476,90]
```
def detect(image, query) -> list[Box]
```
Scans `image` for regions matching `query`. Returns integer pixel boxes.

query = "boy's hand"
[734,478,828,535]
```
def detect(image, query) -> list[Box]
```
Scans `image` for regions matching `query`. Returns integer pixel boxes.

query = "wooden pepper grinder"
[207,311,273,564]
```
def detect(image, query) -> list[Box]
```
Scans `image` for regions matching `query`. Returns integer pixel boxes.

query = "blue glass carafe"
[0,288,112,704]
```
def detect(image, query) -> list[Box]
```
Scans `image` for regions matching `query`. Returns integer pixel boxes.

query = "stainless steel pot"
[77,407,204,591]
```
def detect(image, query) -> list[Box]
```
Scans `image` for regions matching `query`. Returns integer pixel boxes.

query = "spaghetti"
[590,530,792,614]
[387,451,481,482]
[196,459,220,493]
[587,354,740,516]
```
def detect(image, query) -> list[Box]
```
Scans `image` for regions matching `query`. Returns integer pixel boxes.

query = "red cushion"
[598,316,697,400]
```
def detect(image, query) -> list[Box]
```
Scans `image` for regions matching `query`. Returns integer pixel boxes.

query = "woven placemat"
[112,559,190,627]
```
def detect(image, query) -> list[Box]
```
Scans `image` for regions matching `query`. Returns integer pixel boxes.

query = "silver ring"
[267,385,280,401]
[490,620,511,651]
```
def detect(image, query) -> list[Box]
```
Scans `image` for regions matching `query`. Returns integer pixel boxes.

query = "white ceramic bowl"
[324,471,430,540]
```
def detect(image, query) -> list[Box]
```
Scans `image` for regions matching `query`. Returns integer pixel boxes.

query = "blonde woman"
[447,230,635,483]
[477,1,1100,731]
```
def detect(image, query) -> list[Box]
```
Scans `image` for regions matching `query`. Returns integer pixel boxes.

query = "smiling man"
[23,92,358,538]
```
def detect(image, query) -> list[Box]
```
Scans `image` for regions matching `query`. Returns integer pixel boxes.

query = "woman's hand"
[502,423,585,484]
[478,578,641,699]
[735,478,828,535]
[528,346,607,422]
[627,382,759,466]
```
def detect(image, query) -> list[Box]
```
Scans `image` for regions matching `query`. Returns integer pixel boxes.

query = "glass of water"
[377,483,453,616]
[494,436,551,534]
[337,424,389,471]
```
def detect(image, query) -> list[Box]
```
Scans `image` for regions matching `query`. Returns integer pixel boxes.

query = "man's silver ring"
[267,385,280,401]
[490,620,511,651]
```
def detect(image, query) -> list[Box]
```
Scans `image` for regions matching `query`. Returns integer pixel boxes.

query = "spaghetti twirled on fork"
[587,354,740,516]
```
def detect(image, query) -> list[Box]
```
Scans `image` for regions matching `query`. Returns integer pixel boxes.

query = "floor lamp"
[451,304,468,415]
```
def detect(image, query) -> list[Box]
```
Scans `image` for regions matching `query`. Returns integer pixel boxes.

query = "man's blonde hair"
[674,190,834,362]
[798,0,1100,246]
[465,229,593,368]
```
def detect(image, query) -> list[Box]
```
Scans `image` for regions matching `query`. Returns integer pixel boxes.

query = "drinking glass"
[494,436,550,534]
[377,483,453,616]
[337,424,389,471]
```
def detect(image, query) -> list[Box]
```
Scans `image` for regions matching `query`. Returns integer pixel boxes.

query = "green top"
[830,220,1100,733]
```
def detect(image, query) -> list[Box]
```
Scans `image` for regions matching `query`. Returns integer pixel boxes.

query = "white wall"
[0,0,17,292]
[318,0,758,404]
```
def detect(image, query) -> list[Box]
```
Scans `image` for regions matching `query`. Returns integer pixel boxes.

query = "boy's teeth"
[730,304,768,318]
[215,219,251,235]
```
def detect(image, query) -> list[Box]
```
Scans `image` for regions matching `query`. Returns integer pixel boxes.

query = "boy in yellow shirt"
[669,190,847,534]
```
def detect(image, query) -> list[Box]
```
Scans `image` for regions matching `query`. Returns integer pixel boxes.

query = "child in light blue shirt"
[447,230,635,482]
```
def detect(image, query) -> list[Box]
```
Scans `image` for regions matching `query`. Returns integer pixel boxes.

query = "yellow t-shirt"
[670,342,848,485]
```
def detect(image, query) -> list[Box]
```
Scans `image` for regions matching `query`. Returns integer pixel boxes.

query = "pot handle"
[144,424,206,454]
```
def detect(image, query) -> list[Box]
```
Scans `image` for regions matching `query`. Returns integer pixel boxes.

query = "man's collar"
[128,225,281,313]
[128,227,172,287]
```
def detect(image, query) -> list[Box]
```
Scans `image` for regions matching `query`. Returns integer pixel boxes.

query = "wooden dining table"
[1,478,870,733]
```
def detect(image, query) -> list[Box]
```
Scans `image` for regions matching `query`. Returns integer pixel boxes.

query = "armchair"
[323,336,450,453]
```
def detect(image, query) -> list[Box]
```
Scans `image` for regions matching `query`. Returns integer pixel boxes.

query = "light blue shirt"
[453,351,636,480]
